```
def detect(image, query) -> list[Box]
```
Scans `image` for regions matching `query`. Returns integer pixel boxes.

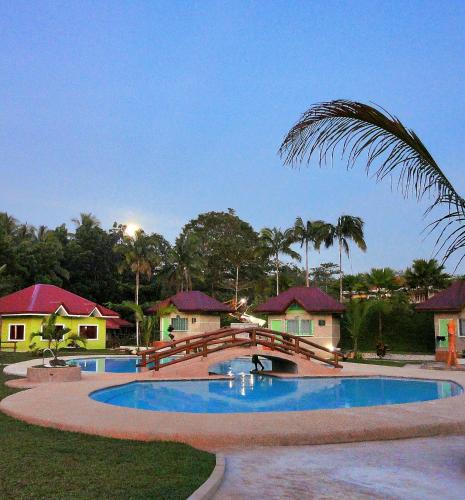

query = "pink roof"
[106,317,132,329]
[416,280,465,312]
[148,290,233,314]
[0,284,119,317]
[255,286,345,314]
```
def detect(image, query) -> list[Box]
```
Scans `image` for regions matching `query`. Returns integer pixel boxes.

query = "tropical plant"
[259,227,301,295]
[279,99,465,267]
[321,216,367,302]
[122,302,158,347]
[404,258,449,301]
[310,262,339,293]
[293,217,327,286]
[30,313,87,364]
[365,268,397,297]
[368,298,392,343]
[345,299,371,355]
[116,229,162,346]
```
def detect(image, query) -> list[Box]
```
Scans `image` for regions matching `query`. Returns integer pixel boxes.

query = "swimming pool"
[67,356,173,373]
[90,376,462,413]
[68,355,267,374]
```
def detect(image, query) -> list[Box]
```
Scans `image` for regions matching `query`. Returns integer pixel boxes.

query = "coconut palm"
[72,213,101,229]
[321,216,367,302]
[279,99,465,267]
[122,302,159,347]
[293,217,327,287]
[116,229,161,346]
[259,227,301,295]
[404,258,449,301]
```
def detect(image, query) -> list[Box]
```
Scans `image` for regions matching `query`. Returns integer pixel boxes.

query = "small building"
[148,290,233,341]
[0,284,122,352]
[255,286,345,352]
[416,280,465,361]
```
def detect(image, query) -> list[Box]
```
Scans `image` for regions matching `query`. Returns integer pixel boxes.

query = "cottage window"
[286,319,313,336]
[40,324,66,341]
[9,324,25,341]
[79,325,98,340]
[171,316,188,331]
[459,319,465,337]
[191,317,197,324]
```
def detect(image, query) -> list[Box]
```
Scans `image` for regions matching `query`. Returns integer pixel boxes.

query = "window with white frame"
[286,319,313,336]
[9,324,25,341]
[79,325,98,340]
[40,324,66,341]
[459,319,465,337]
[171,315,188,331]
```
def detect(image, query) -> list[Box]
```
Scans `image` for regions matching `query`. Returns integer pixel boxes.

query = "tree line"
[0,210,453,309]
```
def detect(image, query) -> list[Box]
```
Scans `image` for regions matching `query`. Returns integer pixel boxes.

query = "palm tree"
[72,213,101,229]
[404,258,449,301]
[365,268,397,298]
[116,229,161,346]
[30,313,87,362]
[293,217,327,287]
[123,302,159,348]
[345,299,371,355]
[322,216,367,302]
[259,227,301,295]
[279,99,465,267]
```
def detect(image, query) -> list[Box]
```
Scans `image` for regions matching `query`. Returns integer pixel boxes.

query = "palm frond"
[279,99,465,263]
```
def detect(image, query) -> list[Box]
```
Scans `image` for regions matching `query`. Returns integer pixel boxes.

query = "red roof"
[416,280,465,312]
[106,317,132,329]
[255,286,345,314]
[148,291,233,314]
[0,284,119,317]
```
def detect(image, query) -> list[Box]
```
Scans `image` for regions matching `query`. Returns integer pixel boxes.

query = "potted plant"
[29,313,87,366]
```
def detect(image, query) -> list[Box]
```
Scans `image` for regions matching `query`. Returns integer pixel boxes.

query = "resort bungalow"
[255,286,345,352]
[148,290,233,341]
[416,280,465,361]
[0,284,122,352]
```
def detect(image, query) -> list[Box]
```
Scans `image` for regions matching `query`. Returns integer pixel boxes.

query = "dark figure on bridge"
[251,354,264,372]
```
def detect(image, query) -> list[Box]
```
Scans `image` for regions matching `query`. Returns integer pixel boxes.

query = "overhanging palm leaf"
[279,99,465,265]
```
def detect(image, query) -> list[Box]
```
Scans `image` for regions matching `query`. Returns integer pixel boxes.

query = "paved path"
[214,436,465,499]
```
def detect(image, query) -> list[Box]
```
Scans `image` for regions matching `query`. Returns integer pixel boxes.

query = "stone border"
[187,454,225,500]
[1,363,465,450]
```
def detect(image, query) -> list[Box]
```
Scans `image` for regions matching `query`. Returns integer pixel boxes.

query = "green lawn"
[0,355,215,499]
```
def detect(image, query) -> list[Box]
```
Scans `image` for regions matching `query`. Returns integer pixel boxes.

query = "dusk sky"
[2,1,465,273]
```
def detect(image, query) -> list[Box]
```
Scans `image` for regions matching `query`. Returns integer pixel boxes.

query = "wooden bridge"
[138,327,341,372]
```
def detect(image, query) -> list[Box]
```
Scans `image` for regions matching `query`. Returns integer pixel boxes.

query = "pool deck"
[2,356,465,450]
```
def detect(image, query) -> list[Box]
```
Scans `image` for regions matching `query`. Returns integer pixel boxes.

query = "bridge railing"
[138,327,341,371]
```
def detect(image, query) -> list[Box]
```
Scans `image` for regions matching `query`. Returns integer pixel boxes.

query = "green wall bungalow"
[416,280,465,361]
[0,284,123,352]
[255,286,345,353]
[147,291,233,341]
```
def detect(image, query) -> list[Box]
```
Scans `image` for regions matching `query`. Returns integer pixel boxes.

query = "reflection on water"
[67,356,174,373]
[209,357,272,376]
[91,376,463,414]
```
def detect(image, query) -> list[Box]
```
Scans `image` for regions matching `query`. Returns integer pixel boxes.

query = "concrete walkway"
[214,436,465,499]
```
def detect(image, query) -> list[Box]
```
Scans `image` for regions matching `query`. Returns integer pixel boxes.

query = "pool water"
[210,357,272,375]
[90,376,462,413]
[67,357,173,373]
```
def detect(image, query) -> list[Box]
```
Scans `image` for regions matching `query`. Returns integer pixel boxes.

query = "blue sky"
[1,0,465,273]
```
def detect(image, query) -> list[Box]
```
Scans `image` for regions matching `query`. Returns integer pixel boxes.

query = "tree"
[321,216,367,302]
[293,217,327,286]
[404,259,449,301]
[116,229,163,346]
[365,268,397,297]
[259,227,301,295]
[279,99,465,267]
[345,299,371,355]
[310,262,339,293]
[30,313,87,362]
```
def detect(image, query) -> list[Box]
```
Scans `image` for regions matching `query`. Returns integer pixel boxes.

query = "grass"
[0,355,215,499]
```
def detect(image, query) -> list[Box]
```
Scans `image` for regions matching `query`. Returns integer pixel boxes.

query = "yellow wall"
[0,315,107,352]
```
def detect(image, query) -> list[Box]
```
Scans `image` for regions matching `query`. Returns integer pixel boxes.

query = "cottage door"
[437,319,450,349]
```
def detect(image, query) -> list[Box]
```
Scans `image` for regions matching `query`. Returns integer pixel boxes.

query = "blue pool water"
[67,356,173,373]
[90,376,462,413]
[209,357,272,375]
